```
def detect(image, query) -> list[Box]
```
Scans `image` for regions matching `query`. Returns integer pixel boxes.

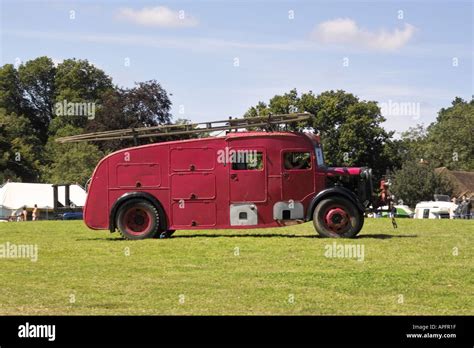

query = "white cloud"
[311,18,416,51]
[116,6,198,28]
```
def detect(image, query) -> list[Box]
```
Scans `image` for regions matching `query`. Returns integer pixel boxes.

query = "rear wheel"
[313,196,363,238]
[116,199,160,240]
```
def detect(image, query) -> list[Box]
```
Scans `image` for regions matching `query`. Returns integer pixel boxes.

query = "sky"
[0,0,473,136]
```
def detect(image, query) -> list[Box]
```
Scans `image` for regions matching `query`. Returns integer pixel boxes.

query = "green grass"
[0,219,472,315]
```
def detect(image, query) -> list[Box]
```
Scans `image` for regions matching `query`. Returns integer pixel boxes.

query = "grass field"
[0,219,472,315]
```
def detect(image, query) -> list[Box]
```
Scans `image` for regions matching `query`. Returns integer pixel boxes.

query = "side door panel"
[229,147,267,203]
[281,149,315,201]
[169,146,217,227]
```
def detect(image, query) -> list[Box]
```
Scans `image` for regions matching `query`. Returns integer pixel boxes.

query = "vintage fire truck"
[57,114,374,239]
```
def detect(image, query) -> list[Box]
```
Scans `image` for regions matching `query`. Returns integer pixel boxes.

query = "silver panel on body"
[230,203,258,226]
[273,201,304,220]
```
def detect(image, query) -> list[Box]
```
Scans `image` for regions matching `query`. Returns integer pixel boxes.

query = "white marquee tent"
[0,182,87,219]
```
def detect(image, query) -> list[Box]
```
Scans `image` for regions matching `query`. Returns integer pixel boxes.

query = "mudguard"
[306,186,365,221]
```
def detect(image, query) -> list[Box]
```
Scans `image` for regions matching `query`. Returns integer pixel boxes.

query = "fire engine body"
[84,131,373,239]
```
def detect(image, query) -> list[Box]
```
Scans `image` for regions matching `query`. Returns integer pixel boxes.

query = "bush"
[391,159,453,207]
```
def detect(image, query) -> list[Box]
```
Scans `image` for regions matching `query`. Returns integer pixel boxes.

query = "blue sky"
[1,0,472,135]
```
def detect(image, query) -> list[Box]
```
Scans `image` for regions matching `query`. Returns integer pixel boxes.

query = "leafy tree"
[268,89,300,114]
[245,101,271,118]
[40,125,103,185]
[1,57,115,142]
[400,98,474,171]
[0,57,176,183]
[17,57,56,143]
[391,159,453,207]
[86,80,173,152]
[0,57,122,182]
[55,58,113,101]
[122,80,172,126]
[51,58,114,132]
[0,64,25,116]
[0,109,42,182]
[424,98,473,170]
[399,124,428,161]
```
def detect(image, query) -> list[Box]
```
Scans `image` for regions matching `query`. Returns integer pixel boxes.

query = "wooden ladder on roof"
[55,112,313,143]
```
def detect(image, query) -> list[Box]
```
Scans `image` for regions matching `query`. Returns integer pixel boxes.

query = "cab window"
[283,152,311,170]
[231,151,264,170]
[315,146,325,167]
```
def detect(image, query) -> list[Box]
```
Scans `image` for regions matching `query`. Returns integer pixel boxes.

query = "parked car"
[62,212,84,220]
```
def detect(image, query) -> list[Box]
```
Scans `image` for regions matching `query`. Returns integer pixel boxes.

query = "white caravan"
[414,201,453,219]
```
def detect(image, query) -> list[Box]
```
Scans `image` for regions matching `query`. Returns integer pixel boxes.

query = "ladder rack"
[55,113,312,143]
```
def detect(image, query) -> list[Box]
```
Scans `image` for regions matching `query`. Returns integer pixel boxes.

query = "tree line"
[244,89,473,206]
[1,56,472,206]
[0,57,172,184]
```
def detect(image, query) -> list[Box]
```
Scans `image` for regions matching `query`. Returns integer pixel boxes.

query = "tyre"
[313,196,364,238]
[116,199,161,240]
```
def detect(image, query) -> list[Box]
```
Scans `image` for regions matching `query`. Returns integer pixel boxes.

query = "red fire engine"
[57,114,374,239]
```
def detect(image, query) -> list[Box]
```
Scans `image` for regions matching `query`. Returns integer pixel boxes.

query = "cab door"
[229,147,266,203]
[281,149,315,201]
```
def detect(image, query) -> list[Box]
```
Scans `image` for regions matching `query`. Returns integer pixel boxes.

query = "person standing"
[32,204,39,221]
[449,197,458,219]
[22,206,28,221]
[460,195,468,219]
[466,197,472,220]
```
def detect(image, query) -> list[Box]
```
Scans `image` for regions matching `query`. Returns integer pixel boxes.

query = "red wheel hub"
[324,207,350,232]
[123,207,152,235]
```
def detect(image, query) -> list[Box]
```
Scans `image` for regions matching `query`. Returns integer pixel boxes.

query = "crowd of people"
[8,204,40,222]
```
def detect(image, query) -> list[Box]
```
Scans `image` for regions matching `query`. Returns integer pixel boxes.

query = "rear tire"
[313,196,363,238]
[116,199,161,240]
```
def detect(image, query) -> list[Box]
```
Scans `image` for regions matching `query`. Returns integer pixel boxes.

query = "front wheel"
[313,197,363,238]
[116,199,161,240]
